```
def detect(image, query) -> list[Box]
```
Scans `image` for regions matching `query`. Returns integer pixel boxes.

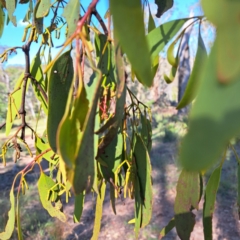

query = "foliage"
[0,0,240,239]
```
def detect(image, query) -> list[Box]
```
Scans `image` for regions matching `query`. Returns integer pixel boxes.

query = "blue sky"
[0,0,201,65]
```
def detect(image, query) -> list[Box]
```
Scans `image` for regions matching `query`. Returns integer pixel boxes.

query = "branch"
[51,0,61,26]
[20,41,32,141]
[92,7,108,36]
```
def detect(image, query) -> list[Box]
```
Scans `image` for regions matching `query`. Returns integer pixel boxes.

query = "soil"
[1,124,240,240]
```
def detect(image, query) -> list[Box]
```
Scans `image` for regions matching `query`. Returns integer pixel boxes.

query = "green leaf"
[134,175,142,239]
[6,0,16,26]
[163,66,177,84]
[147,18,189,65]
[73,192,85,223]
[140,114,152,152]
[91,181,106,240]
[47,49,74,153]
[96,42,126,157]
[174,170,200,213]
[35,134,56,164]
[177,27,207,109]
[174,170,199,239]
[110,184,116,214]
[72,71,103,194]
[62,0,80,38]
[167,39,178,68]
[155,0,173,18]
[203,166,221,239]
[179,42,240,171]
[30,49,48,115]
[99,130,123,181]
[94,33,110,75]
[110,0,153,87]
[36,0,50,18]
[33,0,43,34]
[17,198,23,240]
[0,5,5,37]
[38,172,66,222]
[134,134,153,228]
[159,218,175,239]
[0,187,15,240]
[148,5,155,33]
[202,0,240,82]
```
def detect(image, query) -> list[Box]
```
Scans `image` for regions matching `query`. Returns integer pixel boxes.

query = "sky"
[0,0,203,66]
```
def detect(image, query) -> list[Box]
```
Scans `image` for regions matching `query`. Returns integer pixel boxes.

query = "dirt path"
[1,132,240,239]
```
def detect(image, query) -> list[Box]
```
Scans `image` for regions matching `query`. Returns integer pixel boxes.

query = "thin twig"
[92,7,108,35]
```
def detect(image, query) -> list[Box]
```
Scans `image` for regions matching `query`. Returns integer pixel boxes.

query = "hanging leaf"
[147,18,190,67]
[177,27,207,109]
[203,166,221,239]
[99,130,123,181]
[159,218,175,239]
[140,114,152,152]
[202,0,240,83]
[62,0,80,38]
[91,181,106,240]
[6,0,16,26]
[35,134,56,163]
[96,41,126,158]
[167,39,179,68]
[38,172,66,222]
[155,0,174,18]
[179,42,240,171]
[110,0,153,87]
[33,0,43,34]
[134,134,153,228]
[47,49,74,153]
[148,5,155,33]
[36,0,50,18]
[71,70,103,194]
[0,187,15,240]
[163,66,177,84]
[134,175,142,239]
[174,170,200,239]
[0,4,5,37]
[73,192,85,223]
[30,48,48,115]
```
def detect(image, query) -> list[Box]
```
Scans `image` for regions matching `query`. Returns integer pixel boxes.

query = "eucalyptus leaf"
[177,26,207,109]
[0,187,15,240]
[91,181,106,240]
[155,0,174,18]
[38,172,66,222]
[36,0,51,18]
[110,0,153,87]
[203,166,221,239]
[62,0,80,38]
[147,18,189,67]
[6,0,16,26]
[179,42,240,171]
[134,134,153,228]
[47,49,74,153]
